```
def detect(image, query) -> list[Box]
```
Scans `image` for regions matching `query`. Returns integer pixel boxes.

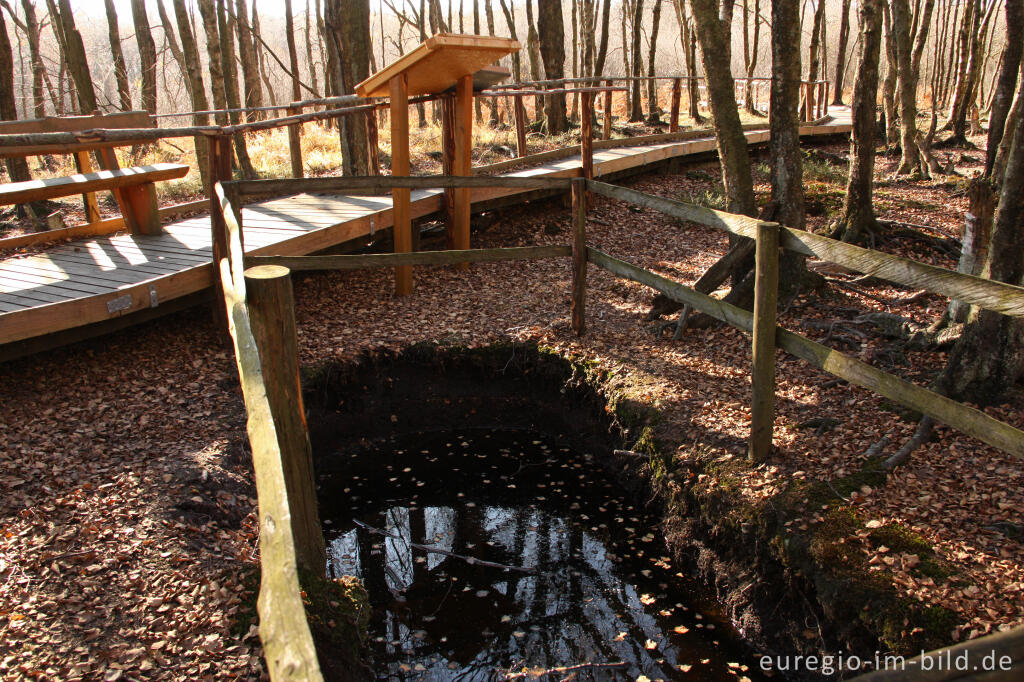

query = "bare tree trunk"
[832,0,853,105]
[157,0,191,103]
[645,0,662,124]
[993,57,1024,179]
[47,0,97,114]
[537,0,568,133]
[18,0,47,118]
[103,0,132,111]
[0,7,34,193]
[252,1,278,105]
[235,0,264,118]
[197,0,229,126]
[498,0,523,83]
[937,80,1024,404]
[689,0,755,216]
[892,0,923,175]
[834,0,884,243]
[742,0,762,114]
[628,0,645,121]
[672,0,702,123]
[305,0,319,97]
[984,0,1023,176]
[526,0,543,120]
[801,0,826,121]
[128,0,158,114]
[593,0,612,76]
[944,0,981,138]
[325,0,371,175]
[219,0,256,178]
[172,0,211,188]
[882,1,899,144]
[284,0,302,105]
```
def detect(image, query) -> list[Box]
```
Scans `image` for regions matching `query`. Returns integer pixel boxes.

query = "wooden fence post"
[287,103,303,178]
[209,133,233,340]
[513,94,528,157]
[441,94,457,249]
[580,93,594,182]
[603,79,613,140]
[670,78,682,133]
[823,82,830,117]
[244,264,327,577]
[453,74,474,265]
[389,73,413,296]
[749,221,779,463]
[571,178,587,336]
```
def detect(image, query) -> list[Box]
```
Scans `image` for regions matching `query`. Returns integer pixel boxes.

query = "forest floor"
[1,133,1022,681]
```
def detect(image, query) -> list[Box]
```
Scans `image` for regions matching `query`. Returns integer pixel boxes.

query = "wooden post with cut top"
[244,264,326,577]
[287,103,303,178]
[571,178,587,336]
[669,78,682,132]
[513,94,528,157]
[441,93,457,248]
[580,93,594,182]
[749,220,779,463]
[389,73,413,296]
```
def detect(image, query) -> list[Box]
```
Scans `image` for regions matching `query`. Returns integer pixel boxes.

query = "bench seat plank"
[0,163,189,206]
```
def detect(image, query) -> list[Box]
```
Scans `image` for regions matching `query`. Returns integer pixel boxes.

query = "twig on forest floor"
[353,519,537,574]
[501,661,629,679]
[884,417,935,470]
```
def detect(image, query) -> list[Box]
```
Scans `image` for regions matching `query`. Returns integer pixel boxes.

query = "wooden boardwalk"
[0,114,850,350]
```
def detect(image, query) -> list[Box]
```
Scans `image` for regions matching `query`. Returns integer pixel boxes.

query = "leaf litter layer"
[0,137,1022,679]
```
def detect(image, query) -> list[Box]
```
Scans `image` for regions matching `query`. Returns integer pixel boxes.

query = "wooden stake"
[749,221,779,463]
[244,264,326,577]
[670,78,682,133]
[571,178,587,336]
[603,79,613,140]
[453,74,474,265]
[513,94,528,157]
[389,73,413,296]
[580,93,594,182]
[287,104,303,178]
[209,134,233,339]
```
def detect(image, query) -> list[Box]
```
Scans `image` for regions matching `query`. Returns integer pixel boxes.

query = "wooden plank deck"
[0,112,851,348]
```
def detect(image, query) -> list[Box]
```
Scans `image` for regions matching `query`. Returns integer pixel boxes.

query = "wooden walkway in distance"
[0,112,850,351]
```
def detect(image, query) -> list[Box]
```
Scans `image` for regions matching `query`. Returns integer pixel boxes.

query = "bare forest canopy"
[0,0,1010,121]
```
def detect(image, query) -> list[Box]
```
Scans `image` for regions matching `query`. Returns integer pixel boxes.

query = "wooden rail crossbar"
[226,175,573,197]
[213,183,324,681]
[586,180,1024,318]
[247,245,570,271]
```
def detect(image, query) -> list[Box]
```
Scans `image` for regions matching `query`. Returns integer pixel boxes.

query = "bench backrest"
[0,111,154,158]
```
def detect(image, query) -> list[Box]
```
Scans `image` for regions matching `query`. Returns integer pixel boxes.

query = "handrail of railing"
[214,182,324,682]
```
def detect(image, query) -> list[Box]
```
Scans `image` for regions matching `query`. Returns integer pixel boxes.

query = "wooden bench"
[0,112,190,236]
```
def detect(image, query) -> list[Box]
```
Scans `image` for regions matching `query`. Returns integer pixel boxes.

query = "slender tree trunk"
[882,1,899,144]
[284,0,302,105]
[172,0,211,188]
[537,0,568,133]
[646,0,662,124]
[252,1,278,105]
[689,0,755,216]
[832,0,853,104]
[834,0,884,243]
[944,0,980,136]
[219,0,256,178]
[0,7,34,192]
[47,0,97,114]
[801,0,826,121]
[157,0,191,103]
[103,0,132,111]
[993,57,1024,179]
[197,0,229,126]
[20,0,47,118]
[526,0,543,120]
[235,0,264,118]
[305,0,319,97]
[743,0,761,114]
[325,0,371,175]
[985,0,1023,175]
[129,0,158,114]
[593,0,612,76]
[892,0,923,174]
[628,0,645,121]
[672,0,703,123]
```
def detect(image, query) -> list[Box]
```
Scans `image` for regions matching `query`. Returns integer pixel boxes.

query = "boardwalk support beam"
[389,73,413,296]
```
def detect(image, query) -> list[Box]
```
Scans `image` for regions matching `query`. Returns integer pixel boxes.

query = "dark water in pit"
[318,430,767,681]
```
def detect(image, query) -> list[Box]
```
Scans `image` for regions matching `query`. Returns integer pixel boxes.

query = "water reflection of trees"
[327,504,716,680]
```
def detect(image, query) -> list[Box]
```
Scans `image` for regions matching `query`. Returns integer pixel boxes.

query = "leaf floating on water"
[644,639,658,650]
[613,631,627,642]
[673,625,690,634]
[640,593,656,605]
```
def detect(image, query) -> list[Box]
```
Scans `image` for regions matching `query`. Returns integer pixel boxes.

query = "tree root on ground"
[865,416,936,470]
